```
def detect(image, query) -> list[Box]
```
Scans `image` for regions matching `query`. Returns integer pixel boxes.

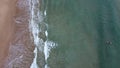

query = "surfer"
[106,40,112,45]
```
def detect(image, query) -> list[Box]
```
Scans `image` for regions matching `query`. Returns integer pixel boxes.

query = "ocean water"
[30,0,120,68]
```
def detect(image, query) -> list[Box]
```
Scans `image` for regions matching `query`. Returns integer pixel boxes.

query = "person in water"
[106,41,112,45]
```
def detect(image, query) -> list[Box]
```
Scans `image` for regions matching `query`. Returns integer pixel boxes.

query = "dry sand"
[0,0,17,67]
[0,0,35,68]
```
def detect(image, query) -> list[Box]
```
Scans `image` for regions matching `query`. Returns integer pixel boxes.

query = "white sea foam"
[45,64,50,68]
[30,48,38,68]
[44,10,47,16]
[29,0,40,68]
[44,41,57,61]
[45,31,48,37]
[29,0,57,68]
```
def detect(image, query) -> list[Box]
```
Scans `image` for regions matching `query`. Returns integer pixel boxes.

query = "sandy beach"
[0,0,16,67]
[0,0,35,68]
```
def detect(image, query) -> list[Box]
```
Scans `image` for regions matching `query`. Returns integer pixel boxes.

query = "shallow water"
[39,0,120,68]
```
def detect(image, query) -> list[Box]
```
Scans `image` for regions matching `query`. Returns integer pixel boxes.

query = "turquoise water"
[40,0,120,68]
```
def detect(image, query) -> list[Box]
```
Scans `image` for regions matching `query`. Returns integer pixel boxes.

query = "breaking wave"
[29,0,57,68]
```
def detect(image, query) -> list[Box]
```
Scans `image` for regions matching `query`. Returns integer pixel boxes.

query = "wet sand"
[0,0,35,68]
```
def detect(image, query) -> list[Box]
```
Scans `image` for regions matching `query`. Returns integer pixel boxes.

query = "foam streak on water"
[29,0,42,68]
[29,0,57,68]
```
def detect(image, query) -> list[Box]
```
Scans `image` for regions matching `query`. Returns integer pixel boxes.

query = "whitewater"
[29,0,57,68]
